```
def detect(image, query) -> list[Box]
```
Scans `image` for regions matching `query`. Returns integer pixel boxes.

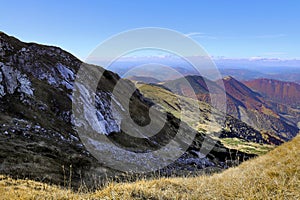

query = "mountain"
[244,78,300,108]
[105,56,300,84]
[126,75,161,84]
[219,68,268,81]
[162,75,300,141]
[0,32,255,188]
[91,133,300,199]
[219,68,300,84]
[267,73,300,84]
[136,83,278,154]
[3,131,300,199]
[222,77,300,137]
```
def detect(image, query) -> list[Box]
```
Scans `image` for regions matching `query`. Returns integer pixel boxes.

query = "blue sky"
[1,0,299,60]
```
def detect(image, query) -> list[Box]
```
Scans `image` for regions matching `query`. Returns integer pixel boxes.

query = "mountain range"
[1,31,300,190]
[159,75,300,142]
[0,32,257,188]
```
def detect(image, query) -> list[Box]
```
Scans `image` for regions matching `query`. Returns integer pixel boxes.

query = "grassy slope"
[136,83,275,155]
[94,134,300,199]
[135,83,222,132]
[1,135,300,199]
[0,176,79,200]
[220,138,275,155]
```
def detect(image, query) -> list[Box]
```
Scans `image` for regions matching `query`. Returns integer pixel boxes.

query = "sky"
[0,0,299,60]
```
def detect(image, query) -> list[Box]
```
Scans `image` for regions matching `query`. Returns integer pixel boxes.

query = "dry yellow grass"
[1,135,300,199]
[92,134,300,199]
[0,175,81,200]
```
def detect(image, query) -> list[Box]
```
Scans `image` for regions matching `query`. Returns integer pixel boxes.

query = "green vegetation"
[221,138,275,155]
[136,83,222,132]
[136,82,275,155]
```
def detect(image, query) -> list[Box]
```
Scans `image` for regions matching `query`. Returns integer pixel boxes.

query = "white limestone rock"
[0,70,5,97]
[0,65,33,97]
[17,73,33,96]
[1,65,18,94]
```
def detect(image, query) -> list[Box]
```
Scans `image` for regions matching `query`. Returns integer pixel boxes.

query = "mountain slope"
[92,133,300,199]
[0,32,254,188]
[222,76,300,140]
[2,133,299,199]
[136,83,279,153]
[126,75,161,84]
[244,78,300,108]
[0,31,116,188]
[162,75,299,141]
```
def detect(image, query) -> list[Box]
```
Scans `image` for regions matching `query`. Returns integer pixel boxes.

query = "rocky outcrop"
[0,64,33,98]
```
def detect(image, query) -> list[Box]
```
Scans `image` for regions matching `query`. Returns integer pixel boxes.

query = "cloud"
[184,32,206,37]
[185,32,217,39]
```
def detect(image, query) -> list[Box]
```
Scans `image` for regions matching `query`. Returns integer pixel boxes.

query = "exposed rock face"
[0,64,33,97]
[0,70,5,97]
[0,32,254,188]
[1,64,19,94]
[0,32,113,188]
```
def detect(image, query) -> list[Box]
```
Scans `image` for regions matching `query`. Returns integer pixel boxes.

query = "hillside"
[93,134,300,199]
[126,75,161,84]
[136,83,278,154]
[244,78,300,108]
[162,75,300,141]
[0,31,256,188]
[1,134,299,199]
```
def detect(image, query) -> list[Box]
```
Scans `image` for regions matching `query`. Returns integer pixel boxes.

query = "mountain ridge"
[161,75,300,141]
[244,78,300,108]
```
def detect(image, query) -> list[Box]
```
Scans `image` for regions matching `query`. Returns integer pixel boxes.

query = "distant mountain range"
[125,75,161,84]
[220,68,300,83]
[104,56,300,83]
[158,76,300,141]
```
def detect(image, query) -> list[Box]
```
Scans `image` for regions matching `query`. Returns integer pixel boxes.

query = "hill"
[1,134,299,199]
[244,78,300,108]
[126,75,161,84]
[93,134,300,199]
[136,83,277,154]
[162,75,300,141]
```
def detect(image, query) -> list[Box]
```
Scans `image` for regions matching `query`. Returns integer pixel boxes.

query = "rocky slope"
[162,75,299,141]
[0,32,254,188]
